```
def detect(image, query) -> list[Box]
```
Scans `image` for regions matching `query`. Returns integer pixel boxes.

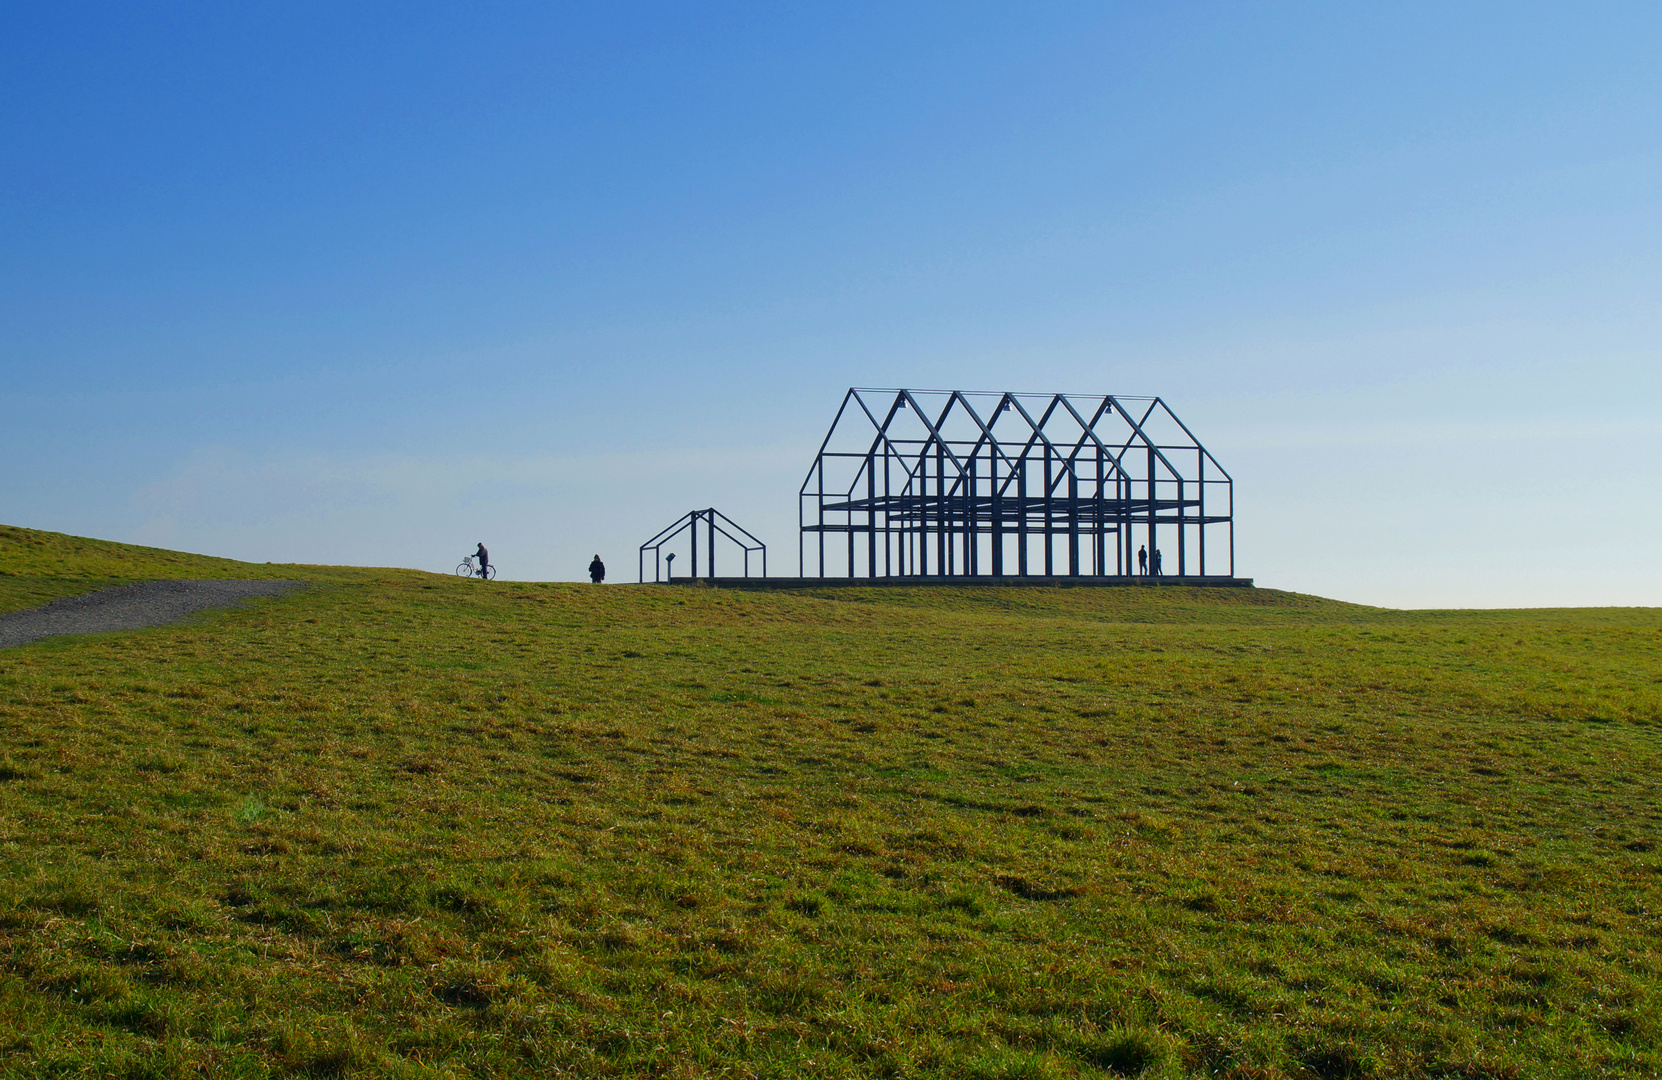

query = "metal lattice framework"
[800,389,1234,579]
[639,508,767,583]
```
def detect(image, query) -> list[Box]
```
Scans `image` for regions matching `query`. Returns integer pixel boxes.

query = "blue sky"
[4,3,1659,605]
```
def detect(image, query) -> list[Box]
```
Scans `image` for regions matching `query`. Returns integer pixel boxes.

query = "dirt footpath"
[0,580,307,649]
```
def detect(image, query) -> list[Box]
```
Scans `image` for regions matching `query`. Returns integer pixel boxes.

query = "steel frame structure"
[639,508,767,583]
[800,389,1234,579]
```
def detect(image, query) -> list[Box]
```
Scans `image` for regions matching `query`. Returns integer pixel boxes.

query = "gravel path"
[0,580,308,649]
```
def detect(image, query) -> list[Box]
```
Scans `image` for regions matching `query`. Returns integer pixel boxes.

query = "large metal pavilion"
[800,388,1234,580]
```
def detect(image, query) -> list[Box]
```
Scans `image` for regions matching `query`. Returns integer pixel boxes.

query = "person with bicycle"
[474,542,490,580]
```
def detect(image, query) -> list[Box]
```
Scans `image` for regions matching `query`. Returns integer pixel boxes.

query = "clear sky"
[4,3,1659,606]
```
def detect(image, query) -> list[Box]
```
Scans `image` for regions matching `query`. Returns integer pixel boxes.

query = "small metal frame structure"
[800,388,1234,579]
[639,508,767,583]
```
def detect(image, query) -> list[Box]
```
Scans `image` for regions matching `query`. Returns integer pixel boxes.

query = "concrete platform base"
[649,575,1253,589]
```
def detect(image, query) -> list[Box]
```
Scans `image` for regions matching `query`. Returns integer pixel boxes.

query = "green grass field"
[1,525,1658,1079]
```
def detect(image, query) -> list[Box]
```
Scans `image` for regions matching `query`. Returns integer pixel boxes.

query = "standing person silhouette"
[588,554,606,584]
[475,542,489,579]
[1138,544,1148,576]
[1153,549,1163,576]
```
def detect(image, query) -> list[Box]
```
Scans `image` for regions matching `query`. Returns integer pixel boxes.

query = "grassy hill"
[0,526,1658,1078]
[0,525,389,614]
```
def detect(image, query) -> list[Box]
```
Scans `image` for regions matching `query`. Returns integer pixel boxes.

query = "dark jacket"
[588,558,606,582]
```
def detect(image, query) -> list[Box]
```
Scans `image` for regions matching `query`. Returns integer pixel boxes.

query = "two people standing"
[1136,544,1164,577]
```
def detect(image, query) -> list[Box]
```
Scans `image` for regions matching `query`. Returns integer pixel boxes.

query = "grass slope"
[0,525,389,614]
[0,527,1658,1078]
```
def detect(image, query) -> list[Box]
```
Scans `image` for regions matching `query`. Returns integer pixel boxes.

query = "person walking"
[475,542,490,580]
[588,554,606,584]
[1137,544,1148,576]
[1153,549,1163,576]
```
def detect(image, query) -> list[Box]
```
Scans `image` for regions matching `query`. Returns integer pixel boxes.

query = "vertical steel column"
[905,453,914,576]
[817,460,826,578]
[966,452,977,575]
[917,448,927,576]
[1122,473,1132,577]
[1010,458,1023,574]
[883,445,892,577]
[936,442,947,576]
[903,457,912,577]
[1197,452,1206,577]
[1095,447,1106,576]
[990,451,1003,576]
[866,453,876,578]
[909,488,916,576]
[1067,466,1080,576]
[1116,480,1124,576]
[691,511,700,580]
[1177,479,1186,577]
[708,510,716,579]
[1228,484,1235,577]
[1044,445,1054,576]
[919,450,928,576]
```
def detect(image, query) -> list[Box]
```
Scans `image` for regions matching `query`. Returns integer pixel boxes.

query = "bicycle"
[455,556,497,580]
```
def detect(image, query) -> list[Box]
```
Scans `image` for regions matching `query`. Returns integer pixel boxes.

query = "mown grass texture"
[0,525,1659,1078]
[0,525,374,615]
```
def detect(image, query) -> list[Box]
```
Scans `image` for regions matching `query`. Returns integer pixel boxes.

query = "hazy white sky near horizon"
[3,3,1659,607]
